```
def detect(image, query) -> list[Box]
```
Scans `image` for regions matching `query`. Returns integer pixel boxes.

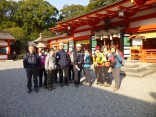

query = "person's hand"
[94,62,98,67]
[94,55,97,58]
[46,70,49,74]
[116,51,118,55]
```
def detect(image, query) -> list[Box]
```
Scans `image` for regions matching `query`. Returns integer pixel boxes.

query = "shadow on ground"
[0,68,155,117]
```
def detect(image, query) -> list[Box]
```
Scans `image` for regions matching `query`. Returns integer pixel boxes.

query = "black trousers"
[59,65,69,84]
[83,67,91,85]
[26,68,38,89]
[39,67,47,86]
[69,64,74,81]
[54,66,61,82]
[95,67,103,83]
[74,64,82,84]
[47,70,55,88]
[102,66,111,84]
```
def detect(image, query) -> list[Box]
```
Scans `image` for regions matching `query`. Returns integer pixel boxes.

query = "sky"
[49,0,90,10]
[14,0,90,10]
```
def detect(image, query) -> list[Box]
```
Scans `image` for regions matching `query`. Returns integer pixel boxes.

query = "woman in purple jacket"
[39,49,47,88]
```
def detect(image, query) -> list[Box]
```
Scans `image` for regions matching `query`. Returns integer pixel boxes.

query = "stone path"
[0,60,156,117]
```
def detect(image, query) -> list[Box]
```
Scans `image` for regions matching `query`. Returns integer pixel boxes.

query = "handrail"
[141,49,156,63]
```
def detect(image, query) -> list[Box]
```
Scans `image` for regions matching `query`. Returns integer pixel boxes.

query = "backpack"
[84,54,93,65]
[118,51,125,66]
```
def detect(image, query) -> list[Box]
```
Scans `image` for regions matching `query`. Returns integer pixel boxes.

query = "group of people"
[23,42,124,94]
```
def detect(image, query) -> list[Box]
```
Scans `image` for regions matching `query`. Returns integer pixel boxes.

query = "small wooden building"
[0,31,15,60]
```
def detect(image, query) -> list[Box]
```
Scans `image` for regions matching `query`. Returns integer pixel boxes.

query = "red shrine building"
[0,31,15,60]
[44,0,156,62]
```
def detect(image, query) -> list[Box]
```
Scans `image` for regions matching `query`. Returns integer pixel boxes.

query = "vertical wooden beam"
[120,31,124,52]
[50,41,52,48]
[89,35,92,54]
[8,40,10,55]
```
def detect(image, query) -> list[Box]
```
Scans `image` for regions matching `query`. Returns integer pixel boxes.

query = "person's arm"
[73,51,78,65]
[23,54,27,69]
[45,56,49,71]
[36,54,41,68]
[116,53,123,62]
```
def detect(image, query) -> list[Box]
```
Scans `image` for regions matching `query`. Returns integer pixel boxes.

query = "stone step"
[124,61,141,68]
[148,67,156,71]
[121,66,147,73]
[121,69,153,78]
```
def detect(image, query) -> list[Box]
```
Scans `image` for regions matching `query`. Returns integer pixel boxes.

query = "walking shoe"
[60,84,64,87]
[27,89,32,94]
[65,83,69,86]
[47,88,52,91]
[99,83,104,86]
[34,88,39,93]
[52,86,56,89]
[54,81,58,83]
[44,85,47,89]
[79,82,83,85]
[113,87,119,92]
[89,83,92,87]
[104,83,111,87]
[75,84,79,87]
[96,82,100,85]
[39,85,42,88]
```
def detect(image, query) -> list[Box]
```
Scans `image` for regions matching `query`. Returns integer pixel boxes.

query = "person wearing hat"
[73,44,84,87]
[53,44,59,83]
[38,49,47,88]
[23,45,40,93]
[68,44,75,82]
[93,46,104,86]
[101,46,111,87]
[57,42,69,87]
[109,45,123,91]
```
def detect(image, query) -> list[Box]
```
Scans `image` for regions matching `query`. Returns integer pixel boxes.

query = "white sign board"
[0,40,8,46]
[0,55,7,59]
[132,38,142,46]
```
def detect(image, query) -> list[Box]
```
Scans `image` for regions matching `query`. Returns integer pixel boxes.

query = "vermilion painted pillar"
[8,40,10,55]
[50,41,52,48]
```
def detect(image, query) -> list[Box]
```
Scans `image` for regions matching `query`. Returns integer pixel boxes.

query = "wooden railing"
[141,49,156,63]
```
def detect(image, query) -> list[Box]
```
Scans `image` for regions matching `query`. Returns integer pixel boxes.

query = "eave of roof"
[57,0,124,24]
[0,31,16,40]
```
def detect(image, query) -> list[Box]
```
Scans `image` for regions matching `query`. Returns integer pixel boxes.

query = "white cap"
[59,42,64,46]
[53,44,57,47]
[76,44,81,47]
[69,45,73,48]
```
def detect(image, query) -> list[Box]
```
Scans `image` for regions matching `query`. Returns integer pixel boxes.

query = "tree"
[4,27,25,40]
[0,0,59,55]
[15,0,58,40]
[84,0,117,13]
[60,4,85,20]
[0,0,18,30]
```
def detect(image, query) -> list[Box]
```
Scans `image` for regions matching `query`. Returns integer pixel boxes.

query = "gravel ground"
[0,60,156,117]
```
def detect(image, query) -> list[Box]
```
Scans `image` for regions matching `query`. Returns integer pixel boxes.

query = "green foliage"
[41,29,54,38]
[4,27,25,40]
[84,0,117,13]
[60,4,85,20]
[0,0,58,54]
[59,0,117,21]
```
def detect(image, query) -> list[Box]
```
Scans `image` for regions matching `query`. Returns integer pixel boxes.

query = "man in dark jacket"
[73,44,84,87]
[57,43,69,87]
[23,45,40,93]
